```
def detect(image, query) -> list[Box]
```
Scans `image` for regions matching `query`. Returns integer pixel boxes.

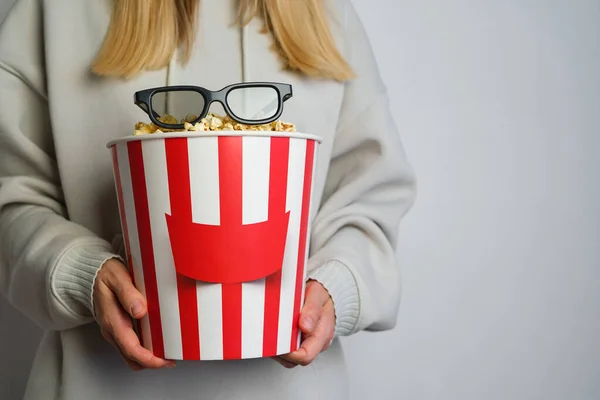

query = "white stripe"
[277,138,307,354]
[118,143,153,352]
[240,137,270,358]
[242,137,270,224]
[196,282,223,360]
[297,141,319,349]
[189,137,221,226]
[188,137,223,360]
[142,140,182,359]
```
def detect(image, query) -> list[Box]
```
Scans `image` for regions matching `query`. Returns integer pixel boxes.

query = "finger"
[112,313,174,369]
[281,336,322,367]
[299,281,330,334]
[284,304,335,366]
[271,356,297,369]
[103,331,145,371]
[101,260,147,319]
[321,301,335,352]
[322,337,334,352]
[100,290,173,369]
[117,348,146,371]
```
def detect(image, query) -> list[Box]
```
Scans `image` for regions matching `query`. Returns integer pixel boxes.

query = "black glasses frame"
[134,82,293,130]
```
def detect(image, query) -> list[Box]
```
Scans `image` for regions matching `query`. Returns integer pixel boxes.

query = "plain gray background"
[1,0,599,399]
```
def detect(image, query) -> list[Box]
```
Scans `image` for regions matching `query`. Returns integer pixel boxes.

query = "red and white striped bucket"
[107,131,320,361]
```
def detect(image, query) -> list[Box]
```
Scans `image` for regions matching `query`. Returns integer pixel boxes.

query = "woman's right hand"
[93,259,175,371]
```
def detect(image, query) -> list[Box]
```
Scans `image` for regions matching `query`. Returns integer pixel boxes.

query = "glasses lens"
[151,90,206,126]
[227,87,279,122]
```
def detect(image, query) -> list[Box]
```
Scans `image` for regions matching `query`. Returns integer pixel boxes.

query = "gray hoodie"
[0,0,416,398]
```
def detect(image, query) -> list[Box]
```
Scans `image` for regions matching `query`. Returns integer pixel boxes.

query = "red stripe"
[112,147,143,344]
[218,136,243,360]
[165,138,200,360]
[290,140,316,352]
[128,141,165,359]
[262,137,290,357]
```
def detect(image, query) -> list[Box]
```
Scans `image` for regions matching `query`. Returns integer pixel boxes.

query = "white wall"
[1,1,599,399]
[343,0,600,399]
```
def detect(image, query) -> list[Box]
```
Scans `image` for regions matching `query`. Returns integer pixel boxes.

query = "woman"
[0,0,416,399]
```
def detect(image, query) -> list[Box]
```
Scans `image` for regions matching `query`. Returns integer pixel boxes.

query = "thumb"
[299,280,330,334]
[99,259,147,319]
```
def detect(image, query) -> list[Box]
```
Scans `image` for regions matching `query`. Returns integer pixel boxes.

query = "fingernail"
[131,301,143,317]
[165,363,176,368]
[303,317,313,331]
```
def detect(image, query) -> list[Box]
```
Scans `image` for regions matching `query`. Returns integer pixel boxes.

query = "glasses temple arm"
[249,98,281,120]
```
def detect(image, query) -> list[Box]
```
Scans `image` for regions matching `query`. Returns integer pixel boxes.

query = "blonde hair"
[91,0,355,81]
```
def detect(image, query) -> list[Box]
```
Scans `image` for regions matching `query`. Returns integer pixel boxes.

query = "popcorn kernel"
[133,112,295,135]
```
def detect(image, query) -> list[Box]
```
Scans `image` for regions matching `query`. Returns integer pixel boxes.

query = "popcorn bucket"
[107,131,321,361]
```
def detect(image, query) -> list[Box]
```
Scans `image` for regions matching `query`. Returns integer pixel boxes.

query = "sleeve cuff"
[50,240,121,319]
[307,260,360,337]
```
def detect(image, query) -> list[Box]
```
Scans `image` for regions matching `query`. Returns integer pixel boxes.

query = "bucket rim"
[106,130,323,148]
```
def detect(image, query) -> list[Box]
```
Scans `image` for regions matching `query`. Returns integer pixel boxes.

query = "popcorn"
[192,122,207,131]
[159,115,178,125]
[209,116,223,130]
[135,121,156,134]
[275,121,296,132]
[133,112,296,135]
[184,114,198,123]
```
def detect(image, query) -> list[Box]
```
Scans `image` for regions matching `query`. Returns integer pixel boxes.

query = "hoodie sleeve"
[0,0,119,331]
[306,0,417,336]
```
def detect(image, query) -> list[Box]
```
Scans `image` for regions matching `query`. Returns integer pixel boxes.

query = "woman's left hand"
[274,279,335,368]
